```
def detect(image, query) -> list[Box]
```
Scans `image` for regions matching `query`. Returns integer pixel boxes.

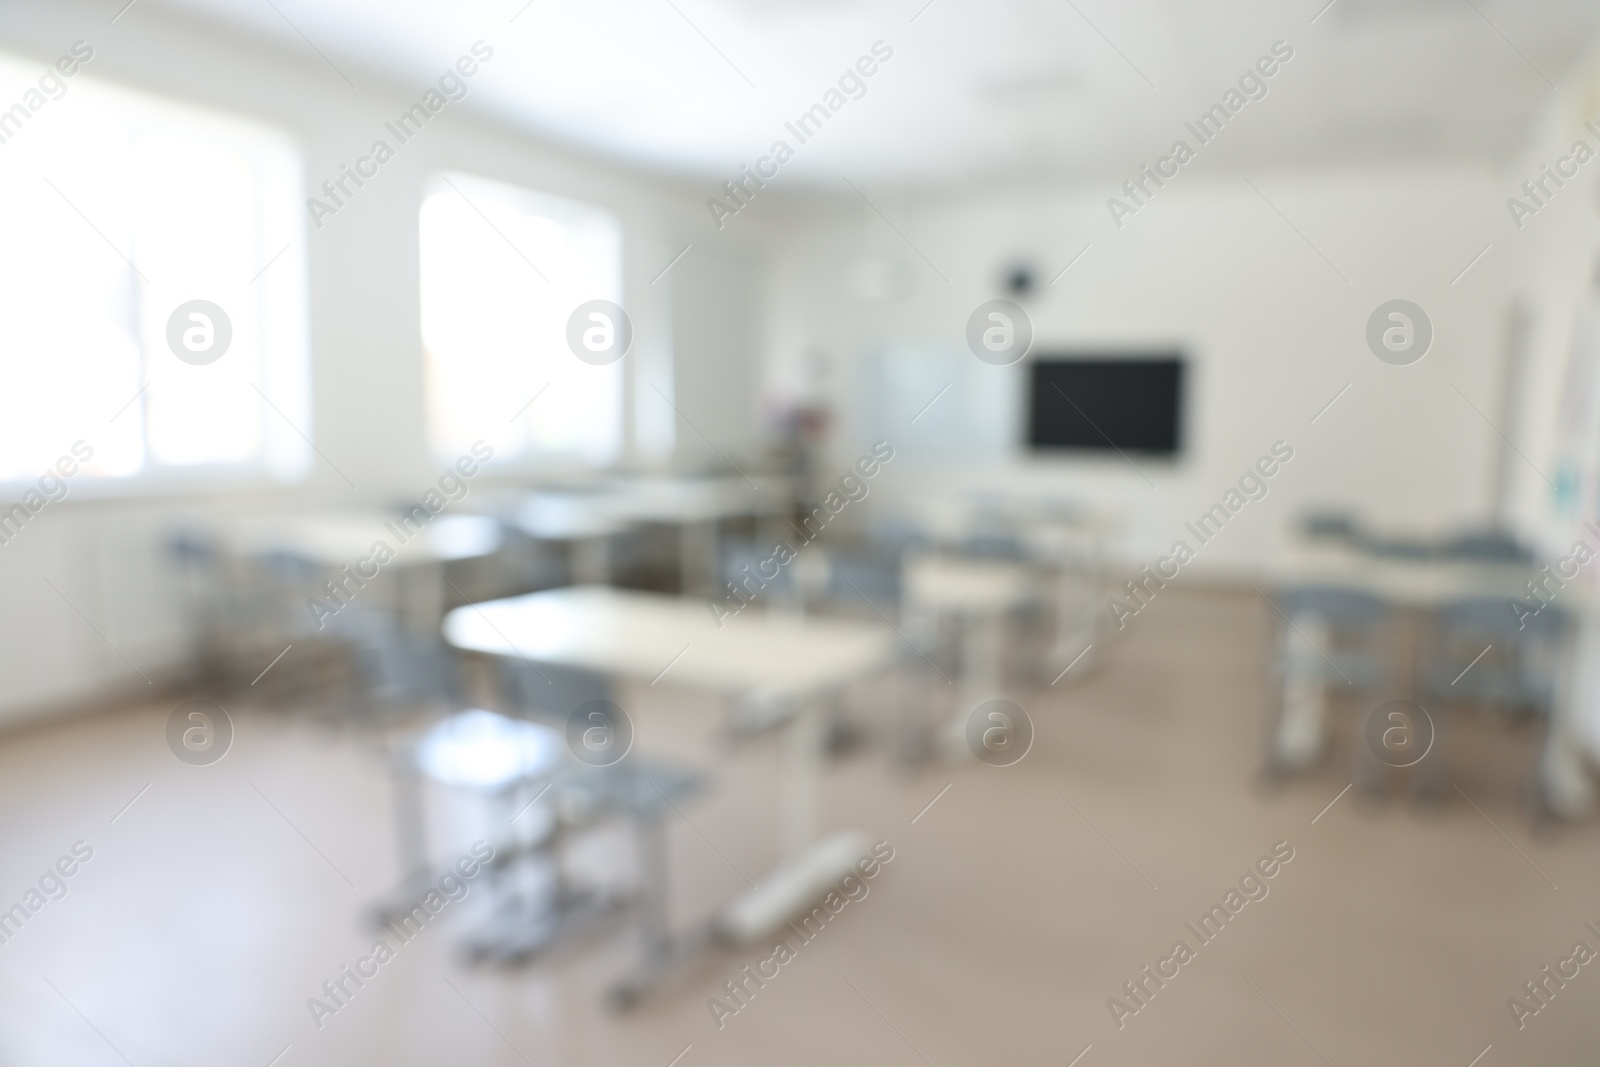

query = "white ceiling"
[150,0,1600,187]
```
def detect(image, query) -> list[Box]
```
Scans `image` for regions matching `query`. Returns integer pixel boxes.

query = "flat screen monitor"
[1026,356,1184,456]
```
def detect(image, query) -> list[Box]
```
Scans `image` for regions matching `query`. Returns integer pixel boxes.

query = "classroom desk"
[1267,538,1532,607]
[603,475,783,526]
[444,586,896,981]
[1016,514,1112,669]
[233,511,505,567]
[1261,537,1594,810]
[903,553,1038,759]
[890,491,1112,677]
[230,511,506,637]
[512,493,630,585]
[513,476,789,593]
[904,553,1036,613]
[196,511,505,659]
[615,475,790,594]
[444,584,892,699]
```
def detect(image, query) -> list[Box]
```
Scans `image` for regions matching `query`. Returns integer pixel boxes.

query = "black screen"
[1027,357,1184,455]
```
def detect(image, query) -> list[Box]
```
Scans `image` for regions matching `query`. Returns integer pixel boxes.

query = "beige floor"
[1,584,1597,1066]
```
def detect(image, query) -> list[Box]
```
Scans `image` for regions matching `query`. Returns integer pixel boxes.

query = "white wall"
[670,247,762,467]
[1471,43,1600,763]
[0,2,764,723]
[758,166,1515,570]
[1492,46,1600,561]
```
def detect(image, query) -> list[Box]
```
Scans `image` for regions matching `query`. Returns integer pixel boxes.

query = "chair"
[1417,596,1567,809]
[718,538,799,613]
[960,530,1030,562]
[1263,584,1392,774]
[828,545,904,606]
[350,619,582,959]
[1357,535,1437,561]
[590,762,707,1009]
[1420,597,1564,709]
[1437,530,1535,564]
[372,707,625,963]
[514,492,621,586]
[166,527,230,686]
[166,528,320,692]
[499,659,615,727]
[1300,510,1361,542]
[344,612,457,709]
[376,698,708,974]
[867,515,932,559]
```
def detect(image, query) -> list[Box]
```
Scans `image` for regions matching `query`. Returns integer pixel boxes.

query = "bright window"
[420,172,624,465]
[0,51,309,485]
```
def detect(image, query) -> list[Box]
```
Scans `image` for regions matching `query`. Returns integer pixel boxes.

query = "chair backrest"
[500,659,613,725]
[828,546,903,605]
[166,527,219,566]
[1437,596,1566,642]
[346,616,460,708]
[1428,595,1565,709]
[1299,510,1360,541]
[869,516,932,556]
[1357,536,1436,561]
[1438,530,1533,564]
[720,539,795,598]
[960,532,1029,561]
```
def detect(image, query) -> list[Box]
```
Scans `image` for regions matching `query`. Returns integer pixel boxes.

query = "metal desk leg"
[608,807,678,1008]
[1273,614,1330,773]
[1410,707,1448,802]
[713,693,870,948]
[393,755,429,880]
[1049,555,1099,676]
[637,806,671,964]
[942,610,1001,762]
[964,611,1001,708]
[1539,712,1595,818]
[1542,611,1599,818]
[781,697,822,858]
[368,753,438,925]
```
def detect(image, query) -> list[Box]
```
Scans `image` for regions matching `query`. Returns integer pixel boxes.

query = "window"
[420,172,624,465]
[0,51,309,486]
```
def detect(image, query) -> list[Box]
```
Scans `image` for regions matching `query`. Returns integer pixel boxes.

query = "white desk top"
[513,493,629,540]
[605,476,781,523]
[511,476,786,538]
[903,553,1037,614]
[1268,539,1532,607]
[892,491,1115,540]
[232,512,504,566]
[443,586,895,694]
